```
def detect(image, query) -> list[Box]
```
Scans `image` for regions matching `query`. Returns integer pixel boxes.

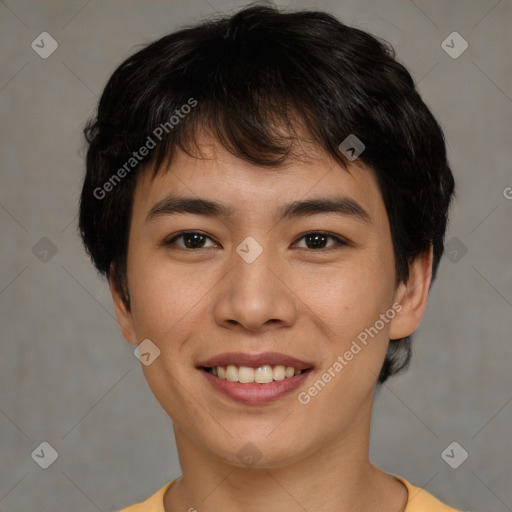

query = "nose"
[212,242,298,333]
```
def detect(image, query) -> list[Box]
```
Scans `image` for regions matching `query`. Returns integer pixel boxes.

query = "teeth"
[207,364,306,384]
[225,364,239,382]
[273,365,286,381]
[238,366,255,383]
[285,366,295,378]
[255,365,273,384]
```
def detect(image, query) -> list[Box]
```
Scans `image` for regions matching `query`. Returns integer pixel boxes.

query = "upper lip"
[197,352,313,370]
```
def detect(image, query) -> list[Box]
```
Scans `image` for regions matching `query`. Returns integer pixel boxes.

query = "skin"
[110,134,433,512]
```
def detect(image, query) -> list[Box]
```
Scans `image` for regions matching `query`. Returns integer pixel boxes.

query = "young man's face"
[111,134,430,468]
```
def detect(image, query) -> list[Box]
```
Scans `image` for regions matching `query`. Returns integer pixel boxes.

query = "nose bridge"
[237,238,275,278]
[231,236,281,299]
[213,237,297,330]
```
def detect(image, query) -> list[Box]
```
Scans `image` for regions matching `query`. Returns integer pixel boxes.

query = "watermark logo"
[31,32,58,59]
[31,441,58,469]
[441,441,468,469]
[93,98,198,200]
[32,237,58,263]
[338,134,365,161]
[441,32,468,59]
[236,236,263,263]
[236,442,262,467]
[445,236,468,263]
[134,339,161,366]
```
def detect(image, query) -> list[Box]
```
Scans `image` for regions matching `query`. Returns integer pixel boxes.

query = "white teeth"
[273,365,286,381]
[238,366,255,383]
[225,364,239,382]
[255,365,273,384]
[208,364,306,384]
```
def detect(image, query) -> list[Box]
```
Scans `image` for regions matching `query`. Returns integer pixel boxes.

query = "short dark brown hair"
[79,5,455,383]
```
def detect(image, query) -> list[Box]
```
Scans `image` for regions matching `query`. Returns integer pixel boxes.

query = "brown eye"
[165,231,218,249]
[294,232,348,250]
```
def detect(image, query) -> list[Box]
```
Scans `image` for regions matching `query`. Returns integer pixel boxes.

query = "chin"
[206,429,313,470]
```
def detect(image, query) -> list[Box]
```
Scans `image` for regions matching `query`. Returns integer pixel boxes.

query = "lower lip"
[200,369,311,405]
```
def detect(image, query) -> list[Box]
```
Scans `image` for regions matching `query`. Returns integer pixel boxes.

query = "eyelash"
[163,230,349,251]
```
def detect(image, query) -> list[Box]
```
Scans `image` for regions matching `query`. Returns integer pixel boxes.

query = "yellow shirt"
[116,475,466,511]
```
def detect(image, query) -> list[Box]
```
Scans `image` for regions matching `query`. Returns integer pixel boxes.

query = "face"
[111,135,430,469]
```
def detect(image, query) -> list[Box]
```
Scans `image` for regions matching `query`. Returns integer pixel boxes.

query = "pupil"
[185,233,204,248]
[306,233,327,249]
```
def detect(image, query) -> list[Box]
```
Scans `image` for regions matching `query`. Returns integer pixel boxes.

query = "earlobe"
[389,245,434,340]
[109,268,138,346]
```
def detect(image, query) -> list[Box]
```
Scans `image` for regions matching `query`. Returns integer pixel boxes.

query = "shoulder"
[115,479,175,512]
[395,476,468,512]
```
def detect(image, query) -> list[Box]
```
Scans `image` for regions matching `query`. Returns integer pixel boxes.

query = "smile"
[197,352,314,404]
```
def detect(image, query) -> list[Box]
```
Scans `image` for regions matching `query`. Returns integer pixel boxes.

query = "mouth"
[196,352,313,404]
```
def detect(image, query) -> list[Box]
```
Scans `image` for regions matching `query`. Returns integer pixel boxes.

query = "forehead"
[131,135,385,226]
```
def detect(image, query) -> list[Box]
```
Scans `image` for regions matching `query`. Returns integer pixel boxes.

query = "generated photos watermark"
[93,97,198,200]
[298,302,403,405]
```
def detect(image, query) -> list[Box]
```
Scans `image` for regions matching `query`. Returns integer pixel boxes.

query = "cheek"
[125,255,209,416]
[307,252,395,343]
[127,251,210,340]
[296,258,395,427]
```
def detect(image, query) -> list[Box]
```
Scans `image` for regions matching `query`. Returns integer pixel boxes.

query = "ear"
[109,268,138,346]
[389,245,433,340]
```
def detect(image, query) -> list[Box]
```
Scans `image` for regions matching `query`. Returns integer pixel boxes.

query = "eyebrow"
[145,194,371,224]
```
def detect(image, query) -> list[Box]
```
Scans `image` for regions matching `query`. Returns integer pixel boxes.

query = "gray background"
[1,0,511,511]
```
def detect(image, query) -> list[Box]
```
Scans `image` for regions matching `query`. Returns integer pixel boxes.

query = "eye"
[163,230,349,251]
[293,231,348,251]
[164,231,218,250]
